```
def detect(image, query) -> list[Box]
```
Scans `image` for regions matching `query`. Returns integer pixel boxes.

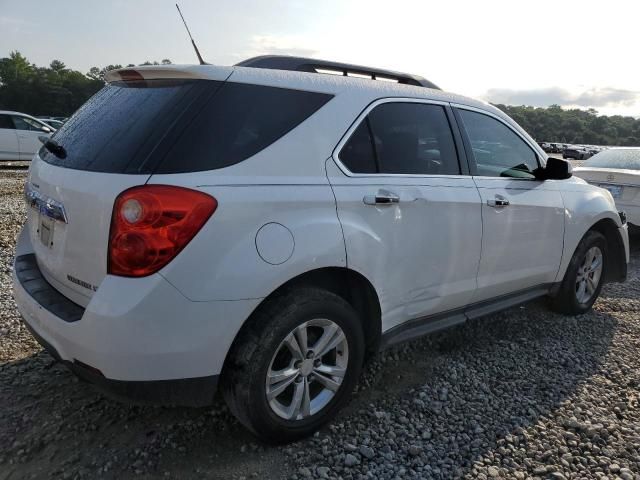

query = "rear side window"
[339,103,460,175]
[157,82,333,173]
[40,79,332,174]
[458,109,539,178]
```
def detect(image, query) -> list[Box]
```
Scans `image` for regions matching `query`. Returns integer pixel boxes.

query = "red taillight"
[108,185,217,277]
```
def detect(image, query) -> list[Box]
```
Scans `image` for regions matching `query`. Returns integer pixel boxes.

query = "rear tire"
[221,287,365,443]
[550,230,606,315]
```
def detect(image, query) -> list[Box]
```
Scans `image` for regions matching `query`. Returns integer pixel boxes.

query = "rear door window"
[40,79,333,174]
[335,120,378,173]
[339,102,461,175]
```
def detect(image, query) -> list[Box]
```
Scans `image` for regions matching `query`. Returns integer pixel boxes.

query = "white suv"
[12,56,629,442]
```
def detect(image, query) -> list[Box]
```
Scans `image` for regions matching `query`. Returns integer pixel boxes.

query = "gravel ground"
[1,169,639,480]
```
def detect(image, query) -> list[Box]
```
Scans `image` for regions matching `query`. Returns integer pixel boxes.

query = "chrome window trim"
[331,97,467,179]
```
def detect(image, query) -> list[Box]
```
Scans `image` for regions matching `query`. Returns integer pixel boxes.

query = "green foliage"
[494,104,640,146]
[0,51,171,117]
[0,51,103,116]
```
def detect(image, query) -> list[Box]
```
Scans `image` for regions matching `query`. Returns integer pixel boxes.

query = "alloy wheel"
[265,319,349,421]
[575,246,603,303]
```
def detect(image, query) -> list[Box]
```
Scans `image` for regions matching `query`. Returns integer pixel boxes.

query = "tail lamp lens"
[108,185,217,277]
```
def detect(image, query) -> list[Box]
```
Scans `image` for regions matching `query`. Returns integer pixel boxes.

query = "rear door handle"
[363,190,400,205]
[487,195,510,207]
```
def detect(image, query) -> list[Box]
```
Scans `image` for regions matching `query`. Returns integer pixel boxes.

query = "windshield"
[585,149,640,170]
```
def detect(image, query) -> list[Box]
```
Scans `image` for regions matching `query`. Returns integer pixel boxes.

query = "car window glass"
[157,82,332,174]
[12,116,43,131]
[0,115,14,129]
[43,79,332,174]
[459,109,538,179]
[339,120,377,173]
[340,102,460,175]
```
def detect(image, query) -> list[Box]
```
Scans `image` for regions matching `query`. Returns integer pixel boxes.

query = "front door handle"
[487,195,510,207]
[363,190,400,205]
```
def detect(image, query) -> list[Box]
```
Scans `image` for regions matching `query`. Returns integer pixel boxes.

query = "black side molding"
[70,361,219,408]
[381,284,554,348]
[14,254,85,322]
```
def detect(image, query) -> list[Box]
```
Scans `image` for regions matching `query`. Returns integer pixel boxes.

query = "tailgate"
[26,156,149,306]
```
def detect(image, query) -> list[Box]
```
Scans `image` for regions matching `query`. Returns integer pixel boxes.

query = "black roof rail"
[235,55,440,90]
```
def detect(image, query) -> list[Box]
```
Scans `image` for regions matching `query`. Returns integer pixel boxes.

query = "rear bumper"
[12,227,261,406]
[21,317,218,406]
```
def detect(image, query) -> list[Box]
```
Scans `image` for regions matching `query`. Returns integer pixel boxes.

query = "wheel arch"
[221,267,382,376]
[588,218,627,283]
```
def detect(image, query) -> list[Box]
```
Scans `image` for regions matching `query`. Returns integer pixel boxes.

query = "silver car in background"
[574,148,640,227]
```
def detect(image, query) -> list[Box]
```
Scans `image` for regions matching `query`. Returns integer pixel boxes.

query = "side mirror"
[537,157,572,180]
[41,126,52,133]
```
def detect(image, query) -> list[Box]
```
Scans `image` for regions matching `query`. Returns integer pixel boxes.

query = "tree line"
[0,51,638,146]
[0,51,171,117]
[494,104,640,146]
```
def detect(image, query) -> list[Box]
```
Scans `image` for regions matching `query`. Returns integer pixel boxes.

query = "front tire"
[221,287,365,443]
[550,230,606,315]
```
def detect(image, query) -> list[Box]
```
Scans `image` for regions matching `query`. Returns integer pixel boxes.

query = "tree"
[0,51,102,116]
[86,66,102,81]
[49,60,67,73]
[85,64,123,82]
[494,104,640,146]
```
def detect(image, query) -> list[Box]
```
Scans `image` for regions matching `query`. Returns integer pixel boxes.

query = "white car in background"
[574,148,640,227]
[0,111,54,161]
[12,57,629,442]
[37,118,66,130]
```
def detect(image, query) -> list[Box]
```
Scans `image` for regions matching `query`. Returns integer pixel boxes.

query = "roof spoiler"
[236,55,440,90]
[104,65,233,83]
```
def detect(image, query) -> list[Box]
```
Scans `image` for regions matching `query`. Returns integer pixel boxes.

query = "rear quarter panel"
[149,181,347,301]
[146,83,377,301]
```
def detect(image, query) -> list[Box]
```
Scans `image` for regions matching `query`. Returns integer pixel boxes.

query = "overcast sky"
[1,0,638,116]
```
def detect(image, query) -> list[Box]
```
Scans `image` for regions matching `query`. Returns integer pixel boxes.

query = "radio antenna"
[176,3,207,65]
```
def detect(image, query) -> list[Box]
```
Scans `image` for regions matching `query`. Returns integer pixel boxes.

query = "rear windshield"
[41,78,333,174]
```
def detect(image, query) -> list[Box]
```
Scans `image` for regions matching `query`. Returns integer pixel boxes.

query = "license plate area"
[39,215,55,248]
[600,184,622,199]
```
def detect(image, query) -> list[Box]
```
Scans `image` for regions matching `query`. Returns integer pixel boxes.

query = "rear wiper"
[38,135,67,159]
